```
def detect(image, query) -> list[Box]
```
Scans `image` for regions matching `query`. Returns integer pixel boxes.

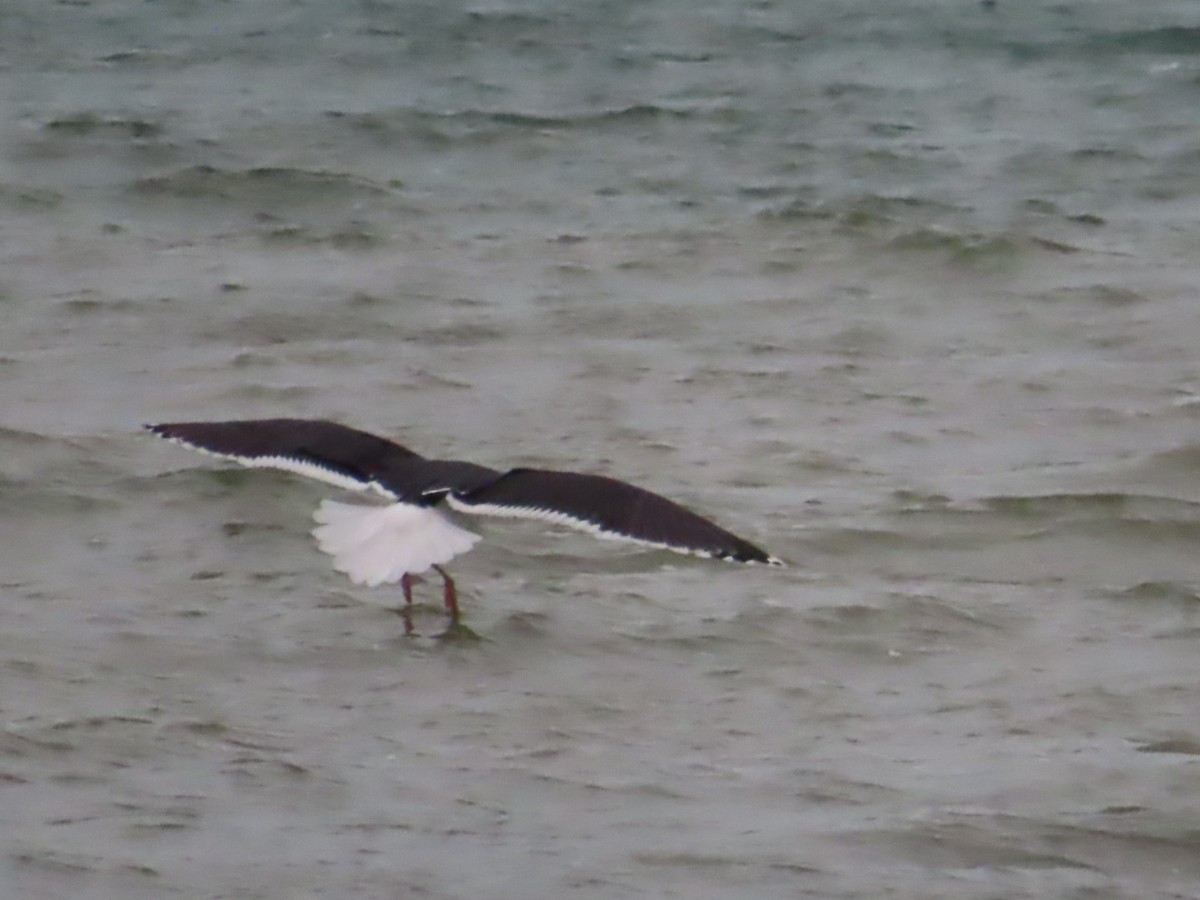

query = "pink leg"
[396,572,415,636]
[432,565,460,623]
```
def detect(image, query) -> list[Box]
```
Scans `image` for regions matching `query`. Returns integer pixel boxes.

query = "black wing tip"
[144,422,201,445]
[722,545,787,567]
[145,422,180,441]
[142,422,226,456]
[142,420,253,454]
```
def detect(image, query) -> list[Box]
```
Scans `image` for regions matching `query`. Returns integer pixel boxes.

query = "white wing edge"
[446,495,784,565]
[156,436,397,499]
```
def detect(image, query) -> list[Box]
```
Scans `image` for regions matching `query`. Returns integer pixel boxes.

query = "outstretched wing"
[145,418,425,498]
[147,420,783,564]
[447,468,783,565]
[146,418,504,504]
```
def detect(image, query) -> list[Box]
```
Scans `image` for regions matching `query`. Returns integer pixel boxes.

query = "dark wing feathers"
[147,419,779,563]
[451,468,780,565]
[149,418,419,465]
[146,419,502,504]
[380,459,503,504]
[147,418,420,496]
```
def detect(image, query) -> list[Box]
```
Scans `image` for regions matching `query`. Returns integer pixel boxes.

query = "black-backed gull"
[146,418,783,631]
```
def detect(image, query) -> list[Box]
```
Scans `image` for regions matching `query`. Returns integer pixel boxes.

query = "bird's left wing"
[447,468,783,565]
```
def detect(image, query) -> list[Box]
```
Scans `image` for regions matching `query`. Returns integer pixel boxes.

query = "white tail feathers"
[311,500,480,587]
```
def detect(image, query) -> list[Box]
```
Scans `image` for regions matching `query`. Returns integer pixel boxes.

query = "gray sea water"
[4,1,1200,897]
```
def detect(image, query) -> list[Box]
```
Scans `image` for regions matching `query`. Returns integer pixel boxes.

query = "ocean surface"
[3,1,1200,897]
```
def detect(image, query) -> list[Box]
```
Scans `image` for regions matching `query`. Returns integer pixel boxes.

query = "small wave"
[976,492,1200,522]
[1035,284,1148,306]
[812,491,1200,563]
[329,103,699,147]
[805,592,1010,645]
[258,222,384,250]
[758,193,965,229]
[42,113,163,139]
[1136,737,1200,755]
[1086,27,1200,56]
[0,425,58,452]
[844,820,1095,871]
[1101,581,1200,605]
[0,183,62,210]
[0,474,118,515]
[130,165,394,204]
[888,229,1082,262]
[1130,443,1200,476]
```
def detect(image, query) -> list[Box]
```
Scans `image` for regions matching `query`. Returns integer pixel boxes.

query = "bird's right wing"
[146,418,423,498]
